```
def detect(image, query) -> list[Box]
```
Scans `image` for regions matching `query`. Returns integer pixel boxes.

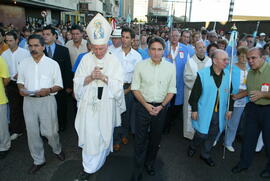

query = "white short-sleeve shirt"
[2,47,30,80]
[114,47,142,83]
[17,54,63,95]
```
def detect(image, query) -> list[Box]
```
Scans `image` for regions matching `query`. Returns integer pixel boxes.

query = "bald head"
[212,49,228,71]
[212,49,227,59]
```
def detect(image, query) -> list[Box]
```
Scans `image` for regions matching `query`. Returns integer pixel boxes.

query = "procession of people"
[0,13,270,181]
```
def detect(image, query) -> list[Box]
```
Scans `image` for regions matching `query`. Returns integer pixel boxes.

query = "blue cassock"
[164,42,189,105]
[192,67,230,134]
[72,52,88,72]
[187,44,195,57]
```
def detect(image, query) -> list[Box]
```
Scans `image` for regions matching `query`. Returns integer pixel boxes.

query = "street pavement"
[0,103,267,181]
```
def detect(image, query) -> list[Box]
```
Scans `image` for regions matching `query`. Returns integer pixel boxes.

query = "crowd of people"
[0,13,270,181]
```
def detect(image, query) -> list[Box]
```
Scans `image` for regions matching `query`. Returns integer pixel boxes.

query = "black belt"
[147,102,162,106]
[29,95,50,98]
[123,83,131,89]
[8,80,17,86]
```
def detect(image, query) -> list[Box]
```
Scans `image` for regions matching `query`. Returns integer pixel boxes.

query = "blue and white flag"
[126,14,131,24]
[228,30,238,48]
[167,15,173,28]
[253,21,260,39]
[252,31,257,39]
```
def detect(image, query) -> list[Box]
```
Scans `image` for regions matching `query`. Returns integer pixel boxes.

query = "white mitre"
[86,13,112,45]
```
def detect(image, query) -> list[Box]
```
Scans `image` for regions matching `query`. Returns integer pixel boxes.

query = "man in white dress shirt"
[113,27,142,151]
[73,13,125,181]
[17,34,65,174]
[2,31,30,141]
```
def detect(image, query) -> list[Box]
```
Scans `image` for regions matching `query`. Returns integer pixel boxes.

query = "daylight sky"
[172,0,270,22]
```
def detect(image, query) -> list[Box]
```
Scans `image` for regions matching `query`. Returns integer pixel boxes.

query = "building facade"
[1,0,79,29]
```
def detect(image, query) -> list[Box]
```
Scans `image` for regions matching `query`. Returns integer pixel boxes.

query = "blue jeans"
[215,107,244,146]
[224,107,245,146]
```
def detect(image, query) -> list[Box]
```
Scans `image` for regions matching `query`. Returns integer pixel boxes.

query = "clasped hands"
[84,66,106,85]
[91,66,106,80]
[145,103,163,116]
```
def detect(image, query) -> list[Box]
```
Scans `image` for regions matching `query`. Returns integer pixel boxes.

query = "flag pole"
[168,1,174,59]
[213,21,217,32]
[253,21,260,43]
[223,23,237,159]
[138,22,141,45]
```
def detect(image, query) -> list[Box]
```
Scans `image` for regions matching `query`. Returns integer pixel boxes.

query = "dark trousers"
[163,95,183,133]
[6,81,25,134]
[238,102,270,170]
[133,101,167,177]
[190,112,220,159]
[236,106,248,140]
[114,86,134,144]
[55,90,67,130]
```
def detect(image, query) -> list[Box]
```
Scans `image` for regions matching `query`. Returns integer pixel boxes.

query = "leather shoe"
[55,151,65,161]
[0,150,9,159]
[28,163,46,174]
[187,146,196,157]
[200,155,215,167]
[113,144,121,151]
[145,165,155,176]
[122,137,129,145]
[260,170,270,178]
[231,165,248,174]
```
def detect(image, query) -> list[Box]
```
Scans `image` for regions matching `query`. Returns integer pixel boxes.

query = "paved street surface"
[0,100,267,181]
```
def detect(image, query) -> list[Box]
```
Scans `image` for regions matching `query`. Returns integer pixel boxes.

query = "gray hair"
[194,40,204,48]
[211,49,227,59]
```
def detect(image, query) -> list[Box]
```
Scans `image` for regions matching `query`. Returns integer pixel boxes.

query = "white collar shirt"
[108,45,121,55]
[170,43,179,64]
[17,54,63,95]
[2,47,30,81]
[114,47,142,83]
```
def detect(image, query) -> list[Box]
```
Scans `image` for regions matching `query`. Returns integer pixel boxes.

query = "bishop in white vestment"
[73,13,126,180]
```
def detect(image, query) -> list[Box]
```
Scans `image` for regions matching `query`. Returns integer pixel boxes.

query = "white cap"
[86,13,112,45]
[260,32,266,36]
[111,28,122,38]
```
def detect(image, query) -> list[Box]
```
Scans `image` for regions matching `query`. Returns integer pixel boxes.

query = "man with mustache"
[17,34,65,174]
[232,48,270,179]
